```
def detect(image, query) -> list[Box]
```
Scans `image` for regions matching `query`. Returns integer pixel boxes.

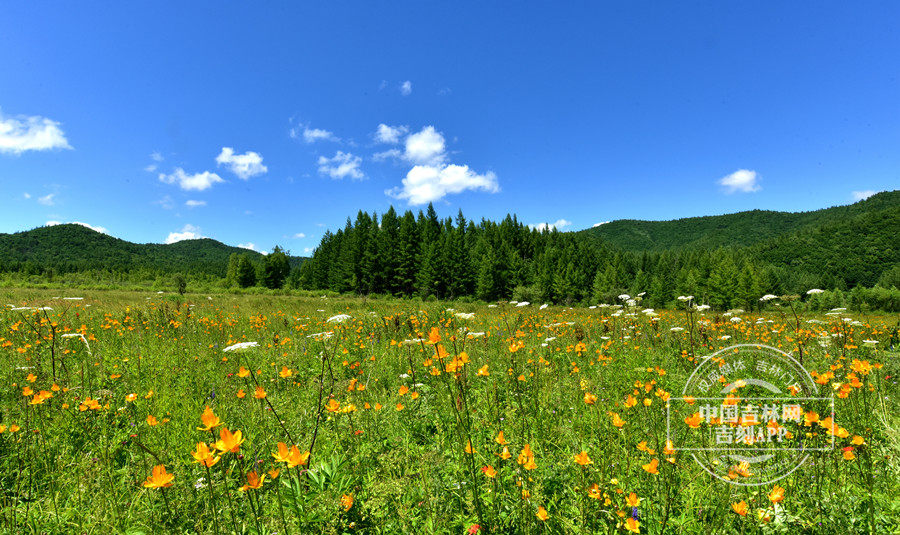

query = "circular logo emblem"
[669,344,832,486]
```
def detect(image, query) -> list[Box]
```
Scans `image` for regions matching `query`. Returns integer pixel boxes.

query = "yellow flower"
[191,442,221,467]
[625,517,640,533]
[536,506,548,521]
[498,446,512,460]
[143,464,174,488]
[584,392,597,405]
[125,393,137,402]
[477,365,489,376]
[767,484,785,504]
[239,470,265,491]
[625,492,641,507]
[496,430,508,445]
[574,451,592,466]
[214,427,244,454]
[197,406,222,432]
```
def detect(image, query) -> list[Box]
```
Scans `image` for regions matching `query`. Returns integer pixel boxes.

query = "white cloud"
[144,164,158,172]
[293,232,306,239]
[718,169,760,193]
[185,200,207,207]
[216,147,267,179]
[386,163,499,206]
[303,247,314,254]
[159,168,224,191]
[165,224,206,244]
[529,219,573,232]
[290,122,339,144]
[155,195,174,210]
[318,151,366,180]
[0,109,72,155]
[852,190,882,201]
[23,192,31,199]
[38,193,55,206]
[373,148,402,161]
[46,220,108,234]
[400,80,412,96]
[150,152,164,162]
[375,124,408,144]
[404,126,446,166]
[238,242,258,251]
[592,221,611,227]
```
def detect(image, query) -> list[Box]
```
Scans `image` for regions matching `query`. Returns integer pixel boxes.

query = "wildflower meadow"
[1,289,898,534]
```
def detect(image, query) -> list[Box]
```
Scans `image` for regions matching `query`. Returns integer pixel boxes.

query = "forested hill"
[579,190,900,252]
[0,224,268,277]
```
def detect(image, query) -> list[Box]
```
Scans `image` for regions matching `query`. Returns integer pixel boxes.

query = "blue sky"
[1,2,897,254]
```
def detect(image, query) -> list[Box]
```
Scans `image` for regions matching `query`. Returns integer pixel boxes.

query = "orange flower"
[143,464,174,488]
[191,442,221,467]
[536,506,548,521]
[325,399,341,413]
[624,394,637,408]
[254,385,266,399]
[842,446,855,460]
[482,465,497,478]
[767,484,785,504]
[22,386,34,397]
[398,385,409,396]
[428,327,441,344]
[465,440,475,454]
[341,493,354,511]
[642,458,659,475]
[236,389,246,399]
[625,492,641,507]
[477,365,489,376]
[584,392,597,405]
[214,427,244,453]
[197,406,222,432]
[587,483,602,500]
[610,413,626,428]
[684,412,702,429]
[239,470,265,491]
[396,402,404,411]
[279,366,293,378]
[574,451,592,466]
[731,500,748,516]
[624,517,640,533]
[495,430,508,445]
[268,468,280,479]
[498,446,512,460]
[237,366,250,378]
[146,414,158,426]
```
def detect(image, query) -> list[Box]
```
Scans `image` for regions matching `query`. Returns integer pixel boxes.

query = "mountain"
[0,224,280,277]
[579,190,900,253]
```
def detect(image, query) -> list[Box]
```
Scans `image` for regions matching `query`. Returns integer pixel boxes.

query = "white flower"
[696,305,711,311]
[306,331,334,339]
[618,294,631,301]
[863,339,878,347]
[516,301,530,307]
[830,307,847,312]
[588,305,596,309]
[466,332,486,338]
[677,295,693,301]
[540,304,549,310]
[401,339,420,346]
[327,314,352,323]
[223,341,259,352]
[626,299,637,307]
[760,294,778,302]
[730,317,742,323]
[719,335,732,340]
[454,312,475,320]
[670,327,684,332]
[807,288,825,295]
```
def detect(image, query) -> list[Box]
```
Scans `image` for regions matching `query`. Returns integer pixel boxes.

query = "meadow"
[1,289,898,534]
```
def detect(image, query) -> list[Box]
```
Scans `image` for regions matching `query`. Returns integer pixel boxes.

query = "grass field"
[1,289,898,534]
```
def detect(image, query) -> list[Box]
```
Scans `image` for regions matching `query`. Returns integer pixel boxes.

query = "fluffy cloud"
[38,193,55,206]
[159,168,225,191]
[216,147,267,179]
[318,151,365,180]
[46,220,108,234]
[165,224,206,244]
[718,169,760,193]
[238,242,258,251]
[387,164,498,206]
[852,190,882,201]
[293,232,306,239]
[529,219,573,232]
[592,221,610,228]
[381,126,499,205]
[185,200,207,207]
[375,124,408,144]
[0,109,72,155]
[400,80,412,96]
[403,126,446,166]
[150,152,164,162]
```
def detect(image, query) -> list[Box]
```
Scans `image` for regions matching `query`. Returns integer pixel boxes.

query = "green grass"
[1,289,898,534]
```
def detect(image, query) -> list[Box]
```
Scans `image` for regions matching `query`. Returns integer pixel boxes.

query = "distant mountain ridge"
[0,224,285,277]
[579,190,900,252]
